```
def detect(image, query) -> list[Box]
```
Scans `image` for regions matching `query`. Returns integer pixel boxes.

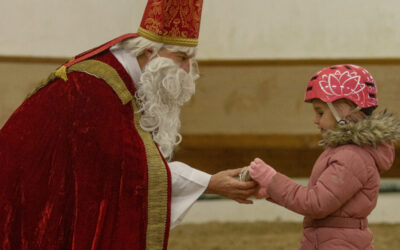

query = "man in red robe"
[0,0,257,249]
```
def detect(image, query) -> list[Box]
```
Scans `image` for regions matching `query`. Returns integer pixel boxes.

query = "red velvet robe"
[0,34,171,250]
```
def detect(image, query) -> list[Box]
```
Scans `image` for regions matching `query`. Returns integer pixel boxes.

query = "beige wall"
[2,59,400,177]
[0,61,58,126]
[2,0,400,59]
[181,62,400,134]
[3,0,400,124]
[1,60,400,134]
[2,0,400,176]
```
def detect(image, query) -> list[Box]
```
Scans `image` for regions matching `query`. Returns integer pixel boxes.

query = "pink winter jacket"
[266,112,400,250]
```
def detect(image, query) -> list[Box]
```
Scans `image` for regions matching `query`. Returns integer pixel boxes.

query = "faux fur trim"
[320,111,400,147]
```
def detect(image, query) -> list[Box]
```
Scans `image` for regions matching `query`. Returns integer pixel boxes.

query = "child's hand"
[238,167,265,199]
[249,158,277,198]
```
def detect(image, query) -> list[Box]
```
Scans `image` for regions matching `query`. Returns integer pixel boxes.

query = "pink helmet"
[304,64,378,108]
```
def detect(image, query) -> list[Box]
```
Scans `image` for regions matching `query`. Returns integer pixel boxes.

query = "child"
[246,64,400,249]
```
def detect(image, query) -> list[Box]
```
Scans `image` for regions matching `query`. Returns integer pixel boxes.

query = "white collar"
[110,47,142,88]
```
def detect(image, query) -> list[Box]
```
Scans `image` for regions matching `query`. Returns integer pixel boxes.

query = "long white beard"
[135,56,197,160]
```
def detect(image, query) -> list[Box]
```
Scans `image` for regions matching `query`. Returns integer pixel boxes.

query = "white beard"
[135,56,198,160]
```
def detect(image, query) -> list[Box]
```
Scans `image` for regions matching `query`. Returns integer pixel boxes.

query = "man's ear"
[144,47,154,60]
[137,47,154,70]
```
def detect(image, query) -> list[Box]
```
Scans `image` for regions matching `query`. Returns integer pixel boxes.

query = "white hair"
[113,36,197,59]
[135,57,196,160]
[113,36,199,160]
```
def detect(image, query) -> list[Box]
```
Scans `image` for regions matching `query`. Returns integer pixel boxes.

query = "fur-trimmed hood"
[320,111,400,147]
[320,111,400,173]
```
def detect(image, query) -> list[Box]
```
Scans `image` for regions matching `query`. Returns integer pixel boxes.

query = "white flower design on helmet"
[305,64,378,109]
[319,70,366,102]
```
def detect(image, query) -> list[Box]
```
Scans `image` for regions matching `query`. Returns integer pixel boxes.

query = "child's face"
[312,99,336,133]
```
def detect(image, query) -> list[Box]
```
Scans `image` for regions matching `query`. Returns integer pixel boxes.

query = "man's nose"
[180,60,190,73]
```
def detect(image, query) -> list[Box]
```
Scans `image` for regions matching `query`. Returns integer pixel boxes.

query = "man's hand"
[205,168,258,204]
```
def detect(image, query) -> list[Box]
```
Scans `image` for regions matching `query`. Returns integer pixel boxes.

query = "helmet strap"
[327,102,362,125]
[327,102,343,123]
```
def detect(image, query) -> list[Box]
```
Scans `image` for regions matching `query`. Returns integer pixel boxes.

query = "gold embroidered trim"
[26,57,76,99]
[55,65,68,81]
[132,100,168,250]
[54,57,75,82]
[138,27,198,47]
[26,59,133,105]
[67,60,133,104]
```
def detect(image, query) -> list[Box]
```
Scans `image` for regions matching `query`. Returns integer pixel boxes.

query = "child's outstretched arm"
[246,149,366,218]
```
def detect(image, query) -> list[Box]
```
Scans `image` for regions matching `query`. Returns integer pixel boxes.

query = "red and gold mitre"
[138,0,204,47]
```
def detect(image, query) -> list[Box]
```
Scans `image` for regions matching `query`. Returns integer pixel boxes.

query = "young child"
[246,64,400,249]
